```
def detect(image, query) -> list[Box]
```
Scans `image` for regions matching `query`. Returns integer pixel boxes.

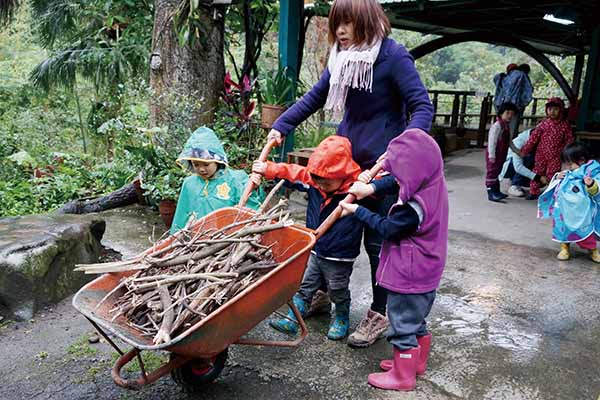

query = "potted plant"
[141,165,185,228]
[127,141,185,229]
[260,67,295,129]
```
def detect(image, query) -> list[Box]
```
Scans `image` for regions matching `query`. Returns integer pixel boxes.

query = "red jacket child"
[521,97,573,197]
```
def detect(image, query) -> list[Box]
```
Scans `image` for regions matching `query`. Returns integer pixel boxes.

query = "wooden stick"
[153,285,174,344]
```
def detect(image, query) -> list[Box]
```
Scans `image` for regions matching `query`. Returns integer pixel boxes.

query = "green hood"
[176,126,228,170]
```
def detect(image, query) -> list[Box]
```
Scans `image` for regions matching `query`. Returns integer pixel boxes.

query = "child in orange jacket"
[252,136,363,340]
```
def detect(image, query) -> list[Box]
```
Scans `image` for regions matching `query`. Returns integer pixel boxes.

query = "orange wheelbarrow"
[72,140,381,392]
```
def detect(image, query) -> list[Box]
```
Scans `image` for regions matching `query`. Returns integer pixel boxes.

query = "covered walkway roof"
[380,0,597,56]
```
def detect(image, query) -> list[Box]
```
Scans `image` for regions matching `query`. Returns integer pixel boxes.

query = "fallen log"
[57,182,139,214]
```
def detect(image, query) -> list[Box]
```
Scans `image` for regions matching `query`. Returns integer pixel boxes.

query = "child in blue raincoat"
[169,126,263,234]
[538,143,600,263]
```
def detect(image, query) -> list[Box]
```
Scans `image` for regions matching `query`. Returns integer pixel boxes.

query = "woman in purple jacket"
[339,128,449,391]
[267,0,434,347]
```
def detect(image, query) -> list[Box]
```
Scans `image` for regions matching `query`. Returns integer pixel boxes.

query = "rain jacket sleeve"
[521,127,542,156]
[354,204,419,241]
[264,161,314,186]
[371,174,399,196]
[487,122,502,159]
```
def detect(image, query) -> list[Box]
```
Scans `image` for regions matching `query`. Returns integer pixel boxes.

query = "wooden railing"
[430,89,550,146]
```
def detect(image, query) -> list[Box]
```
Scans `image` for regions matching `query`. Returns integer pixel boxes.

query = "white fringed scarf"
[324,39,382,120]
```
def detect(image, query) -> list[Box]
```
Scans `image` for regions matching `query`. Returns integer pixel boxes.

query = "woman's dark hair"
[328,0,391,46]
[561,142,589,165]
[518,63,531,74]
[497,102,518,116]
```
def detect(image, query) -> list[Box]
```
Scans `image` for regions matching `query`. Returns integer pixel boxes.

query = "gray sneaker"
[305,290,332,317]
[347,309,388,348]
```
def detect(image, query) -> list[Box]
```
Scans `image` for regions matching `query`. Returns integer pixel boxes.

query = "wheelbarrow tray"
[73,207,315,359]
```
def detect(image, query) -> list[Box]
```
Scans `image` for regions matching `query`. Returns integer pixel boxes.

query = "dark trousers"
[297,254,353,309]
[386,289,436,350]
[315,194,397,315]
[362,194,398,315]
[504,153,535,187]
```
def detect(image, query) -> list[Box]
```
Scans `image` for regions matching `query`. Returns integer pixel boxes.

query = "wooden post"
[477,95,490,147]
[450,94,460,129]
[277,0,303,161]
[459,94,468,128]
[577,24,600,131]
[572,53,585,100]
[432,92,439,125]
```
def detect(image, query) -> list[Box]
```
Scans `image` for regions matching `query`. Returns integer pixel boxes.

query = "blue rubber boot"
[269,295,308,335]
[327,302,350,340]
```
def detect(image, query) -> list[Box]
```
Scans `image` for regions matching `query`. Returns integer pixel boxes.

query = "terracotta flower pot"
[261,104,286,129]
[158,199,177,229]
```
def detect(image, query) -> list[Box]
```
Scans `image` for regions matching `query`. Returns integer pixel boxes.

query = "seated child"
[339,128,448,391]
[498,128,546,197]
[521,97,573,200]
[538,142,600,263]
[170,126,263,234]
[251,136,362,340]
[486,101,517,202]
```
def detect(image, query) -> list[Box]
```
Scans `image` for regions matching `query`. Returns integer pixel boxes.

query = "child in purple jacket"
[340,128,449,391]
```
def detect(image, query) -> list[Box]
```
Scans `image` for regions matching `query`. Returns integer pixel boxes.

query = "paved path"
[1,150,599,400]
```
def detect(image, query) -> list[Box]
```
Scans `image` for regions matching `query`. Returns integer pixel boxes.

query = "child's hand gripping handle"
[238,139,279,208]
[313,162,383,240]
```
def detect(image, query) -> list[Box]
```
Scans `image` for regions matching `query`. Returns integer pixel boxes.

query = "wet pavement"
[1,149,600,399]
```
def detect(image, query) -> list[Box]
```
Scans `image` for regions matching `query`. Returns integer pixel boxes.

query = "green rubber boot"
[269,295,308,335]
[327,302,350,340]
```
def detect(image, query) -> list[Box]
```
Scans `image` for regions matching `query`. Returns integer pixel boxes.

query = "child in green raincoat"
[170,126,263,234]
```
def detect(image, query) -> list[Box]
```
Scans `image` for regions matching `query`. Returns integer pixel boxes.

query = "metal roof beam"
[410,32,576,102]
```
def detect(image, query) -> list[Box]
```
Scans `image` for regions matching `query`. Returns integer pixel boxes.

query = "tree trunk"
[149,1,225,133]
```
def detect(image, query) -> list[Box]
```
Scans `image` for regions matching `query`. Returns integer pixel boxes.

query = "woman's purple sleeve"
[390,49,434,133]
[271,69,331,135]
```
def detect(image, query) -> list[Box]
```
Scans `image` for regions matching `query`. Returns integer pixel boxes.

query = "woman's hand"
[584,176,594,187]
[252,161,267,175]
[339,201,358,217]
[557,171,566,180]
[267,129,283,145]
[348,182,375,200]
[249,173,262,186]
[540,175,549,186]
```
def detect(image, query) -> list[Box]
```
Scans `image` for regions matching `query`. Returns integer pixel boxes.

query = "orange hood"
[307,136,361,193]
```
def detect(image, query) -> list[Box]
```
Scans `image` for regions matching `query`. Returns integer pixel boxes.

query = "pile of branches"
[75,183,292,345]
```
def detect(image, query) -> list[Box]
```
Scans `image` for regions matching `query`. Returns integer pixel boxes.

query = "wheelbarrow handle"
[238,139,279,208]
[314,162,384,240]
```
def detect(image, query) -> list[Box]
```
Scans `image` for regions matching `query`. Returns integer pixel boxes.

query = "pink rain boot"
[368,346,419,391]
[379,333,431,375]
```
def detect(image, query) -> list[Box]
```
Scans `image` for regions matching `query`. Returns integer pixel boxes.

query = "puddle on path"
[436,293,541,358]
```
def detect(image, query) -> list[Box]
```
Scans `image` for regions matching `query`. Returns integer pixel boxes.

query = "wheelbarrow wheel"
[170,348,228,392]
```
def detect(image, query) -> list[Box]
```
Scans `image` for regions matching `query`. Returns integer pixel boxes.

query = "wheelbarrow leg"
[111,348,189,389]
[85,317,124,355]
[235,299,308,347]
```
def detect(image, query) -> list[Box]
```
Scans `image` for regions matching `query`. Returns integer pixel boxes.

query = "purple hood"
[378,128,449,294]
